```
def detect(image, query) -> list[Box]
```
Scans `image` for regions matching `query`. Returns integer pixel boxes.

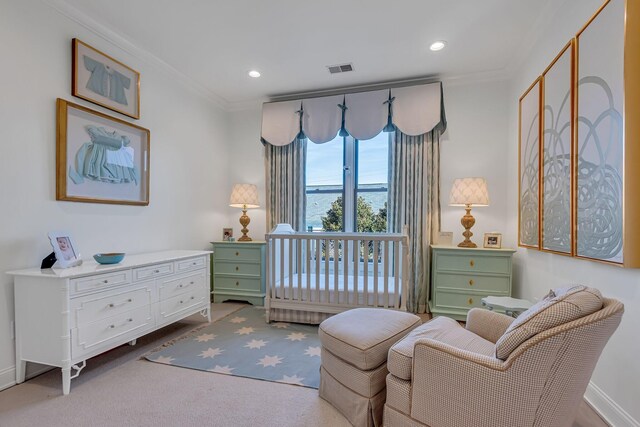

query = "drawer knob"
[103,280,109,284]
[235,281,239,286]
[109,324,115,329]
[128,318,133,322]
[192,262,197,265]
[179,300,184,304]
[235,266,239,271]
[190,281,194,285]
[470,260,475,267]
[179,284,183,288]
[154,270,160,273]
[235,252,239,256]
[469,279,474,286]
[468,298,474,305]
[190,296,195,300]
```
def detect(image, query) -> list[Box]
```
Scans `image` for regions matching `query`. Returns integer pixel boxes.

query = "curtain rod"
[268,75,442,103]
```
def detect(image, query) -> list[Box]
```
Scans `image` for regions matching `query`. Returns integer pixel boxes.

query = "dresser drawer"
[70,270,132,295]
[158,270,206,301]
[133,262,174,281]
[435,291,488,312]
[70,285,153,327]
[435,254,510,274]
[215,276,262,292]
[175,256,206,273]
[215,245,261,261]
[71,305,153,359]
[159,287,207,321]
[214,261,261,276]
[434,273,510,293]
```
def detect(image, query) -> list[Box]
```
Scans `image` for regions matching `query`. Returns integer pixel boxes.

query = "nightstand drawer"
[435,291,488,311]
[436,254,510,274]
[215,246,262,261]
[215,276,262,292]
[434,273,510,292]
[214,262,261,276]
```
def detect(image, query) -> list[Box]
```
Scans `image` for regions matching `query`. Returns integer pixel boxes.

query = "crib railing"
[265,224,409,321]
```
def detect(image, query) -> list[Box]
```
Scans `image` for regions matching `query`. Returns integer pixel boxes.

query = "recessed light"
[430,41,447,51]
[248,70,261,78]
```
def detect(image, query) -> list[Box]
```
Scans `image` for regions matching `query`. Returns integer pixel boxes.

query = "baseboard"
[0,364,54,392]
[585,382,640,427]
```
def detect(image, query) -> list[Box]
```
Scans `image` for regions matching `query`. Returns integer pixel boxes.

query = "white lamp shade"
[229,184,260,208]
[449,177,490,206]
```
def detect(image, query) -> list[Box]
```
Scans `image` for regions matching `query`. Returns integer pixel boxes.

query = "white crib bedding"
[273,273,399,307]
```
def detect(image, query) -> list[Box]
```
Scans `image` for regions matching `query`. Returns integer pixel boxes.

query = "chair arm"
[465,308,514,343]
[408,337,553,427]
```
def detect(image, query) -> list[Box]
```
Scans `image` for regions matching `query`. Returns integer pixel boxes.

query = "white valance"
[261,82,446,146]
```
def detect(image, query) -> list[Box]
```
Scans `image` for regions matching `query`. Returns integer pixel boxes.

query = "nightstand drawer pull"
[235,266,239,271]
[235,281,239,286]
[468,298,474,305]
[469,260,475,267]
[469,279,474,286]
[236,252,239,256]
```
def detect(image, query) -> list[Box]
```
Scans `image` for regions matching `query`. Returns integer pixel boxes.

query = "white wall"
[226,79,511,245]
[0,0,231,389]
[506,0,640,424]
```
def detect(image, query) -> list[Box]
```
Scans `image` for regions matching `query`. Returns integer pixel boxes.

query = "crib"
[265,224,409,324]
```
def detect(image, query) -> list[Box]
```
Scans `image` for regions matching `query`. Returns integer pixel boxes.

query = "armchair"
[383,297,624,427]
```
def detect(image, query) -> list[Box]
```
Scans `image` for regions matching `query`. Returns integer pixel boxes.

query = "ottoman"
[318,308,421,427]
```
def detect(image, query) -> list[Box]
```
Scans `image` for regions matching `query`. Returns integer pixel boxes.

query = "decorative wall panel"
[518,79,541,248]
[576,0,624,263]
[541,42,573,254]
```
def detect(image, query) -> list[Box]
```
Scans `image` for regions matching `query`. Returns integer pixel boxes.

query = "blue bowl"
[93,253,126,265]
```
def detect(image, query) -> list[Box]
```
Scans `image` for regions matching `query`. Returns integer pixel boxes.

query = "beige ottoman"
[318,308,421,427]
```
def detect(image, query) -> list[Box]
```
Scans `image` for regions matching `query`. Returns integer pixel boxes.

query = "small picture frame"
[47,232,82,268]
[483,232,503,249]
[437,231,453,246]
[222,228,233,242]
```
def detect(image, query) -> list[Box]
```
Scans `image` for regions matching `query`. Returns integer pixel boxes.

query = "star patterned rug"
[145,306,321,388]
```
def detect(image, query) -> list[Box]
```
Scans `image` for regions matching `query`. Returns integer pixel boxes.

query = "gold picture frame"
[72,39,141,119]
[56,99,150,206]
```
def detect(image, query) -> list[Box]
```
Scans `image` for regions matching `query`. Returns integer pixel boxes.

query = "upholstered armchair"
[383,287,623,427]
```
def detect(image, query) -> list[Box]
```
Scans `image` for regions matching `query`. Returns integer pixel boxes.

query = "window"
[305,132,390,232]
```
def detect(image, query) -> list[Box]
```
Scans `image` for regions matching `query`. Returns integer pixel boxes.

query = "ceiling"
[59,0,555,108]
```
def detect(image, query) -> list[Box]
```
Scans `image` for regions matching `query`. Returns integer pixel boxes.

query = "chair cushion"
[387,316,495,380]
[319,308,421,370]
[495,285,603,360]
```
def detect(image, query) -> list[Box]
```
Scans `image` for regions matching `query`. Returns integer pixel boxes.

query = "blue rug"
[145,306,321,388]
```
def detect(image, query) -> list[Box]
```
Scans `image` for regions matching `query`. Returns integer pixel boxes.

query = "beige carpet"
[0,303,607,427]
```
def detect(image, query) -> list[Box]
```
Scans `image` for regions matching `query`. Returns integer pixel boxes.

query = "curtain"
[388,130,441,313]
[264,138,307,231]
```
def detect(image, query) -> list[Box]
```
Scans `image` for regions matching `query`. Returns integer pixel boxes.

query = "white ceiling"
[59,0,554,108]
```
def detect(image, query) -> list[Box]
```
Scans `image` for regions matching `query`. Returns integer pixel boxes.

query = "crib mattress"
[272,273,399,307]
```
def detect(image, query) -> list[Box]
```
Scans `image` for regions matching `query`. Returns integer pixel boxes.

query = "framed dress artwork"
[72,39,140,119]
[56,99,150,206]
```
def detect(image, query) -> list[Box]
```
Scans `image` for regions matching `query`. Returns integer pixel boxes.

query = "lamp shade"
[229,184,260,208]
[449,177,490,206]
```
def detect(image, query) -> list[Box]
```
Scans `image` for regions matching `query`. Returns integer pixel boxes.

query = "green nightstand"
[429,245,516,321]
[211,241,266,306]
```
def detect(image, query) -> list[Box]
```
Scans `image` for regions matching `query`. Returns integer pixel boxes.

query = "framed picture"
[222,228,233,241]
[56,99,150,206]
[47,231,82,268]
[483,233,503,249]
[72,38,140,119]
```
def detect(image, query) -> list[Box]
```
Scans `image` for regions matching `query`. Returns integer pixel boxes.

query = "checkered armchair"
[383,287,624,427]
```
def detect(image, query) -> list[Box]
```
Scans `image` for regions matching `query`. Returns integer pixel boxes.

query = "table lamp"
[229,184,260,242]
[449,177,489,248]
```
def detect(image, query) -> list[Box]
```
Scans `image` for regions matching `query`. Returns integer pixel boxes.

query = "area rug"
[145,306,321,388]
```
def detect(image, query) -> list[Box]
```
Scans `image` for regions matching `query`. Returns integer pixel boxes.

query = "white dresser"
[8,250,212,395]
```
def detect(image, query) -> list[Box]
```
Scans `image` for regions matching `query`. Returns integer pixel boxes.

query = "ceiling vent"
[327,63,354,74]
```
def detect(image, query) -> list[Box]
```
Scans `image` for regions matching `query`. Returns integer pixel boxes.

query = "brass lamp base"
[458,205,477,248]
[238,208,252,241]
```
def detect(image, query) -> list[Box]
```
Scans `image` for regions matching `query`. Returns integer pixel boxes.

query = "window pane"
[356,133,389,232]
[306,135,344,231]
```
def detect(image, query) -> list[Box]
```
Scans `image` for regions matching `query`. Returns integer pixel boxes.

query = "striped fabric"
[388,130,441,314]
[388,316,495,380]
[495,285,603,360]
[318,308,421,370]
[268,307,332,324]
[264,138,307,231]
[321,348,388,397]
[382,297,624,427]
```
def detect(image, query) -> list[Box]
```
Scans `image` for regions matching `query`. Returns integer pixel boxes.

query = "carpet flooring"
[0,303,608,427]
[146,306,321,388]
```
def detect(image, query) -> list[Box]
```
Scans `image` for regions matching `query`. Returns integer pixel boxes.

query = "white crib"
[265,224,409,324]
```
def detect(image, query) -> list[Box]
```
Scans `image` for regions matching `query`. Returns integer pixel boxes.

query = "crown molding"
[41,0,231,111]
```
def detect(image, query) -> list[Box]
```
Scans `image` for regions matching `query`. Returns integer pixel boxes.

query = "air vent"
[327,63,354,74]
